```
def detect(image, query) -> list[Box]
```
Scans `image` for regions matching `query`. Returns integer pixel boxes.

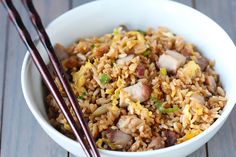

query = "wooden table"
[0,0,236,157]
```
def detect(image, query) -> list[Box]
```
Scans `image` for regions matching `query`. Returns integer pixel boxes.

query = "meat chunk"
[148,135,165,150]
[94,44,109,58]
[164,130,179,147]
[62,56,79,70]
[196,57,208,71]
[120,82,151,106]
[117,115,152,138]
[104,129,133,150]
[166,50,186,65]
[116,54,134,65]
[54,43,69,60]
[136,64,145,78]
[206,76,217,93]
[181,44,194,57]
[157,54,179,72]
[117,115,143,135]
[157,50,186,72]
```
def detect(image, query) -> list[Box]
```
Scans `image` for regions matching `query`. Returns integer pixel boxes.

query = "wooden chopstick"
[1,0,99,157]
[20,0,100,156]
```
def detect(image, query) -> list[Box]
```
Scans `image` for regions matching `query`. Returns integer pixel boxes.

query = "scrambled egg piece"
[177,129,202,143]
[192,103,203,116]
[196,107,203,115]
[181,104,192,129]
[182,61,200,78]
[72,62,92,94]
[125,97,154,124]
[105,89,114,95]
[111,78,124,111]
[128,31,145,43]
[96,138,104,149]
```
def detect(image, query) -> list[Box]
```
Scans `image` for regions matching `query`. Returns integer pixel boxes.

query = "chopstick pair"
[1,0,100,157]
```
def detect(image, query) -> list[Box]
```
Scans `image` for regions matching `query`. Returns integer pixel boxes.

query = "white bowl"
[21,0,236,157]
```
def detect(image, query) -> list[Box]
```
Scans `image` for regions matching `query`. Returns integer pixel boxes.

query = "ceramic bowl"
[21,0,236,156]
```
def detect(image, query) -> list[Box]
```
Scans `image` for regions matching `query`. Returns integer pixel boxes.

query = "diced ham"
[196,57,208,71]
[157,50,186,72]
[206,76,217,93]
[164,130,179,147]
[54,43,69,60]
[147,135,165,150]
[116,54,134,65]
[136,64,145,78]
[121,82,151,105]
[104,129,133,150]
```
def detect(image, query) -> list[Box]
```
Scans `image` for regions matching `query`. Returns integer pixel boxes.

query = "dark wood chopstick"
[20,0,100,156]
[1,0,99,157]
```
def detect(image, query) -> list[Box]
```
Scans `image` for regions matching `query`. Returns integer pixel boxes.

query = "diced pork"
[196,57,208,71]
[94,44,109,58]
[120,82,151,106]
[181,44,194,57]
[117,115,143,135]
[166,50,186,65]
[104,129,133,150]
[147,135,165,150]
[62,56,79,70]
[164,130,179,147]
[136,64,145,78]
[117,115,152,138]
[157,50,186,72]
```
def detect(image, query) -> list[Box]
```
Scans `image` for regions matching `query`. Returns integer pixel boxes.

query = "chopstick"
[1,0,100,157]
[21,0,100,156]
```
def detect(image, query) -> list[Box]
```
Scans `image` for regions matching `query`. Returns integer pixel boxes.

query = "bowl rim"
[21,0,236,156]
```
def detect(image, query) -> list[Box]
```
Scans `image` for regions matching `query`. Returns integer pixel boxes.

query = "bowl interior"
[21,0,236,156]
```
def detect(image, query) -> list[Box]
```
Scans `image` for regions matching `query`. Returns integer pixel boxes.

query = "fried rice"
[45,25,227,152]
